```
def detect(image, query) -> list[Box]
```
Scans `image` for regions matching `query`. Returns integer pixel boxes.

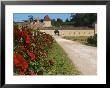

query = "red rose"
[14,52,28,74]
[27,52,36,60]
[25,36,30,44]
[22,31,30,44]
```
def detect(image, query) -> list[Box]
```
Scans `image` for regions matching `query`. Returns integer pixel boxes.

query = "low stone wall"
[41,29,95,36]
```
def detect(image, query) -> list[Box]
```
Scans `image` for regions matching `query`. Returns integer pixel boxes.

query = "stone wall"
[40,26,96,36]
[17,23,96,36]
[41,29,96,36]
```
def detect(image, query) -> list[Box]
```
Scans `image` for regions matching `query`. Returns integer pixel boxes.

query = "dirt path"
[53,35,97,75]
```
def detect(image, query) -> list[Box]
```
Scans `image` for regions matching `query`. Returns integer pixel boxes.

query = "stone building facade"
[16,15,52,29]
[28,15,52,29]
[43,15,52,27]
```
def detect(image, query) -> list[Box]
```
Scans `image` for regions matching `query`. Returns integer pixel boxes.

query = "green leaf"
[23,54,29,60]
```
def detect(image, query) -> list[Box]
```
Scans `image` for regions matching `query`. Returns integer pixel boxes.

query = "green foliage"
[51,18,63,26]
[65,18,69,22]
[63,35,97,47]
[14,26,54,75]
[52,13,97,27]
[87,34,97,46]
[39,19,43,22]
[45,42,80,75]
[14,25,79,75]
[57,18,63,26]
[51,19,56,26]
[70,13,97,27]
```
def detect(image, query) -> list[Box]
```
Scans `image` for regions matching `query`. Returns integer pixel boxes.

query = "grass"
[63,36,97,47]
[45,41,80,75]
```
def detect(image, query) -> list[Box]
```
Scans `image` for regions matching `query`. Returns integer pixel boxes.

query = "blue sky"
[13,13,71,22]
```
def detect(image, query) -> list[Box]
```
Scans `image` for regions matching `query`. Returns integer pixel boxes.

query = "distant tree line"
[51,13,97,27]
[27,13,97,27]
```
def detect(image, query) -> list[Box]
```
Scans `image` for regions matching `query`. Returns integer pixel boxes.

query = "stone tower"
[43,15,52,27]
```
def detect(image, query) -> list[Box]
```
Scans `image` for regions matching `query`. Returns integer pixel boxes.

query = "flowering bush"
[14,26,54,75]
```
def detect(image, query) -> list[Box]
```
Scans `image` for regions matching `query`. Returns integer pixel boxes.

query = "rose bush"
[14,26,54,75]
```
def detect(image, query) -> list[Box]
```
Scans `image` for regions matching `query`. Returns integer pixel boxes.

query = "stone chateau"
[15,15,97,36]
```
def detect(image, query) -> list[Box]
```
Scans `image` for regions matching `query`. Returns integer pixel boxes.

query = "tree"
[70,13,97,27]
[65,18,69,22]
[39,19,43,22]
[56,18,63,26]
[28,15,34,22]
[51,19,56,26]
[70,13,76,22]
[51,18,63,27]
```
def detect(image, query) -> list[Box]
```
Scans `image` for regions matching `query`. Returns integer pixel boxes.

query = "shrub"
[87,34,97,46]
[14,26,54,75]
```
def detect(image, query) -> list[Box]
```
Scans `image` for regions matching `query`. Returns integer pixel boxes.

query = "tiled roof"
[44,15,51,21]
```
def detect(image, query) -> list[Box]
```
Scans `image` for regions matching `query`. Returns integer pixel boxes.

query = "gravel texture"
[54,35,97,75]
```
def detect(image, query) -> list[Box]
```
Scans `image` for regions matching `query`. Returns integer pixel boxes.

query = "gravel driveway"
[54,36,97,75]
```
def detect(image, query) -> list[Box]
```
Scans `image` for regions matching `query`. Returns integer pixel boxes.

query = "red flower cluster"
[29,71,36,75]
[14,27,22,41]
[22,31,30,44]
[14,28,30,45]
[14,52,28,74]
[27,52,36,61]
[14,26,54,75]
